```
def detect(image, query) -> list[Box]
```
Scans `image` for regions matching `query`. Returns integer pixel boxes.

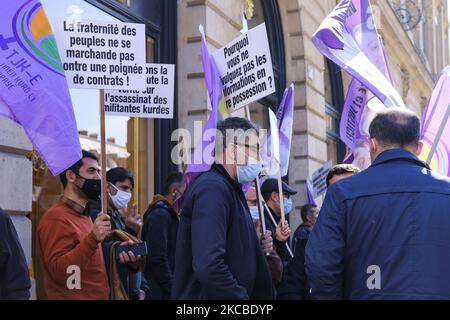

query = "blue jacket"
[171,164,273,300]
[306,149,450,300]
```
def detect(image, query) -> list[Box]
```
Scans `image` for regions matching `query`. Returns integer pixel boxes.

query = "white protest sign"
[212,23,275,112]
[55,20,146,89]
[104,64,175,118]
[311,160,333,198]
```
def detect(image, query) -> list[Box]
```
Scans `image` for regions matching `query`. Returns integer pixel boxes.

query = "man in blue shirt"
[306,107,450,299]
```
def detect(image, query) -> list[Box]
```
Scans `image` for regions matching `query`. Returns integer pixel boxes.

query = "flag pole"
[244,106,267,236]
[276,160,286,225]
[263,202,294,258]
[100,89,108,215]
[426,103,450,164]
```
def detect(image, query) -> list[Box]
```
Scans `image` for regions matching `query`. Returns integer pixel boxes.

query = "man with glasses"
[172,117,274,300]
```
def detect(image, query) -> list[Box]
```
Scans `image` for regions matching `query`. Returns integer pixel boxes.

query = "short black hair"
[163,172,185,196]
[301,204,317,222]
[326,164,361,187]
[59,150,98,188]
[369,108,420,149]
[106,167,134,188]
[216,117,259,151]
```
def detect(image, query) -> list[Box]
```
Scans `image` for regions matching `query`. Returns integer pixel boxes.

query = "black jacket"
[277,224,311,300]
[142,197,179,300]
[171,164,273,300]
[263,206,291,264]
[292,223,312,253]
[0,208,31,300]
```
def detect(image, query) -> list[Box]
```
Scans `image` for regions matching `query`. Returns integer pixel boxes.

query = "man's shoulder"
[190,168,231,193]
[0,208,10,224]
[330,163,450,204]
[38,201,71,227]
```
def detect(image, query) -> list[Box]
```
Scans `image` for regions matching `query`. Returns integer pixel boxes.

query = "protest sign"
[311,161,333,198]
[212,23,275,112]
[104,63,175,118]
[54,20,146,89]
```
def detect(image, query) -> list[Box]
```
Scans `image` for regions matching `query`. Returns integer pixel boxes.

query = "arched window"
[324,59,346,164]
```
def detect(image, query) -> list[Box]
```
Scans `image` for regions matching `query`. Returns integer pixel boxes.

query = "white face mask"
[109,183,132,209]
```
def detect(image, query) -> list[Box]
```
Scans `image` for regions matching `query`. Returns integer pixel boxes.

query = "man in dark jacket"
[291,204,319,254]
[142,172,185,300]
[306,108,450,299]
[172,117,274,300]
[261,178,296,264]
[87,167,143,300]
[0,208,31,299]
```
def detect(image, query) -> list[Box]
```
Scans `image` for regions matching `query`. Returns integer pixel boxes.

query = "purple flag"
[313,0,403,108]
[339,0,393,158]
[262,84,294,177]
[313,0,405,168]
[418,66,450,177]
[183,25,227,187]
[306,179,317,206]
[0,0,81,175]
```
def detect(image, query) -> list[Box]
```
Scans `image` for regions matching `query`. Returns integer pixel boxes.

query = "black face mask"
[75,173,102,200]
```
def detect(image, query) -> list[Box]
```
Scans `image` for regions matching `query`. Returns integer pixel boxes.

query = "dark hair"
[326,164,361,187]
[106,167,134,188]
[163,172,185,196]
[59,150,98,188]
[216,117,259,151]
[301,204,317,222]
[369,108,420,149]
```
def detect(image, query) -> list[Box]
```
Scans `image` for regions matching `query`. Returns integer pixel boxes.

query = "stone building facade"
[0,0,447,298]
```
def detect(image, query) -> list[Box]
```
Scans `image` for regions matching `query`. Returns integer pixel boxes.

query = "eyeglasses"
[234,142,260,153]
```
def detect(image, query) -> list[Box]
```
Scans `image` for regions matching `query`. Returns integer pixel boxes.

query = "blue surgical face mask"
[236,153,261,183]
[249,206,260,220]
[283,198,293,215]
[237,161,261,183]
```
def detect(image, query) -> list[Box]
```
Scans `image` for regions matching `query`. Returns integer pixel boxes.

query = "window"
[324,59,346,165]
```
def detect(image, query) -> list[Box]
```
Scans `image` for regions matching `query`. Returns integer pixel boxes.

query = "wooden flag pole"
[100,89,108,215]
[263,202,293,258]
[244,105,267,235]
[427,103,450,165]
[276,160,286,225]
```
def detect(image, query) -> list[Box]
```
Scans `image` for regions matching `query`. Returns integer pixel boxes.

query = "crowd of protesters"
[1,107,450,300]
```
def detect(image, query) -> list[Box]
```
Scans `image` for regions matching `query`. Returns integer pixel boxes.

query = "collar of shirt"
[371,148,430,170]
[61,196,89,216]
